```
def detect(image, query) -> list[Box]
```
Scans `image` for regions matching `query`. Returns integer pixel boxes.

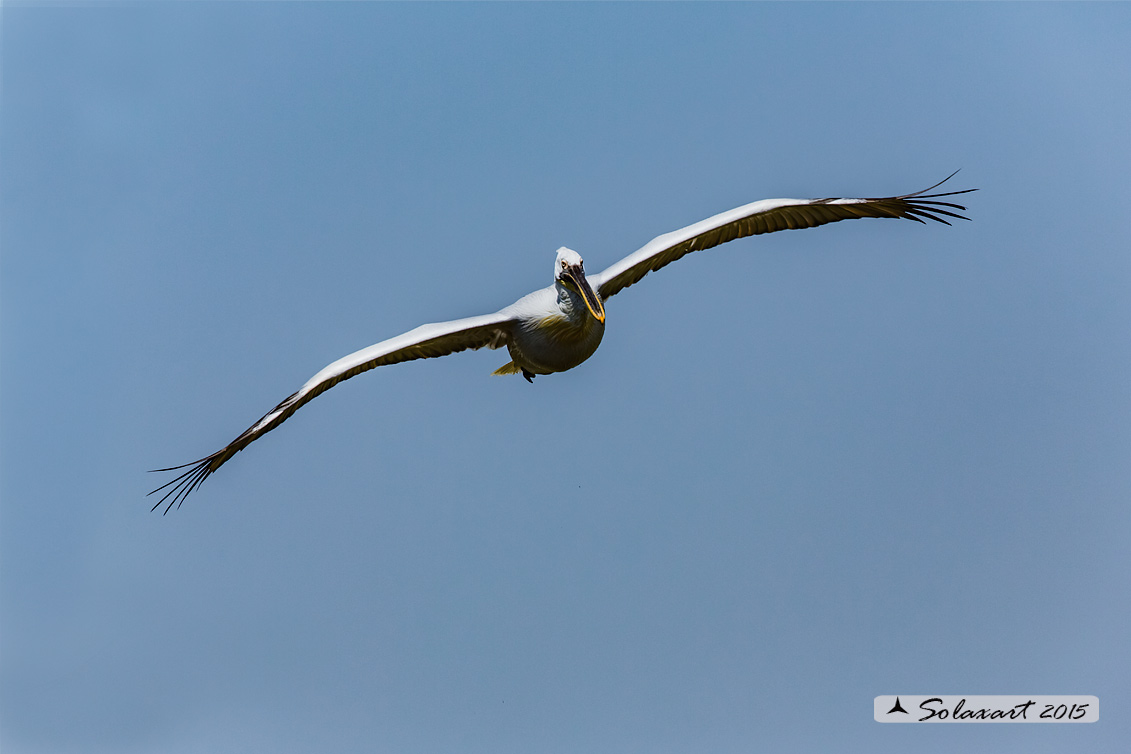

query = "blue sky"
[2,2,1129,752]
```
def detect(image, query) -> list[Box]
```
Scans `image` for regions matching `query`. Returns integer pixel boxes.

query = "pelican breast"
[504,289,606,375]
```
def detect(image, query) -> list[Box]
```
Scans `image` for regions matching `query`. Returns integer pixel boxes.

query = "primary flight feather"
[150,174,975,512]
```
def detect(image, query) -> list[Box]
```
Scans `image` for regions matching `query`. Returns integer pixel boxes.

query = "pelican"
[150,174,974,512]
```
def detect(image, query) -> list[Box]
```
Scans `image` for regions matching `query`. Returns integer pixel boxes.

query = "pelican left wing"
[590,174,975,301]
[149,311,515,513]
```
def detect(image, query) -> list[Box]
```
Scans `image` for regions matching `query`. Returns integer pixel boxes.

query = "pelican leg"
[522,369,536,383]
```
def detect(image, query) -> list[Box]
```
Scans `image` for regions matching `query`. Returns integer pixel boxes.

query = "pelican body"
[151,175,974,512]
[496,249,605,381]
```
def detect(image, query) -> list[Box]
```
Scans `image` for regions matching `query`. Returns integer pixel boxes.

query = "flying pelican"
[150,174,974,512]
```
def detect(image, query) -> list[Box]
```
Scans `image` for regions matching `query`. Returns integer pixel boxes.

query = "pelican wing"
[149,311,515,513]
[591,174,975,301]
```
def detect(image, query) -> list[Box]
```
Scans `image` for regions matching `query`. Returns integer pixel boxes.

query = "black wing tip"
[147,454,219,514]
[147,457,210,473]
[902,169,979,200]
[897,171,976,224]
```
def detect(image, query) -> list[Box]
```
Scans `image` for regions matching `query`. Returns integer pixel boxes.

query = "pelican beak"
[562,265,605,323]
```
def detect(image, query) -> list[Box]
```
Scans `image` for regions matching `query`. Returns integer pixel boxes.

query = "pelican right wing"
[149,311,515,513]
[591,173,975,301]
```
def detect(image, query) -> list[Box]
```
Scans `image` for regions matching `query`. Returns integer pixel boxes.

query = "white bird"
[150,174,974,512]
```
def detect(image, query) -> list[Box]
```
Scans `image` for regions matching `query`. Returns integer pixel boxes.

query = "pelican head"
[554,247,605,323]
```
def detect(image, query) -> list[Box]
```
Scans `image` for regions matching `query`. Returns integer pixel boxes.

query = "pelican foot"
[522,369,535,383]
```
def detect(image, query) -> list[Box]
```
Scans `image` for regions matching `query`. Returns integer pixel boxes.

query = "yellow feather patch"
[492,361,522,376]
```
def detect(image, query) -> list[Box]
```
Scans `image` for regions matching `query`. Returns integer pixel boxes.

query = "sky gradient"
[2,3,1130,753]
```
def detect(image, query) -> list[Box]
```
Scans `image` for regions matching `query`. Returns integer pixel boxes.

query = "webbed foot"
[522,369,535,383]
